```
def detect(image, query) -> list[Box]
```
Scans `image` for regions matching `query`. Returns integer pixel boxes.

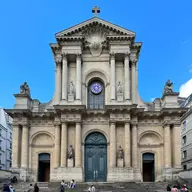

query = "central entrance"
[84,132,107,182]
[142,153,155,182]
[38,153,50,182]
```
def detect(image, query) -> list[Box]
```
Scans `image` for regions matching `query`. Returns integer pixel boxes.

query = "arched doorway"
[87,80,105,109]
[38,153,50,182]
[142,153,155,182]
[84,132,107,182]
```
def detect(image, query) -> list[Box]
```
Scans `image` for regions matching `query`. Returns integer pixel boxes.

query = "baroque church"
[6,7,186,182]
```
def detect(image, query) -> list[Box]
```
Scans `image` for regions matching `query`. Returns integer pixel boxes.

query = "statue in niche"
[117,145,124,159]
[164,79,173,93]
[20,82,30,95]
[117,81,123,94]
[67,145,74,159]
[69,81,75,95]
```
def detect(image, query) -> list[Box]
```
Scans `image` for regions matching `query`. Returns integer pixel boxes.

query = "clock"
[91,82,102,94]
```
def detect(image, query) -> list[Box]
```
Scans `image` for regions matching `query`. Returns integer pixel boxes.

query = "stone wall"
[0,170,19,180]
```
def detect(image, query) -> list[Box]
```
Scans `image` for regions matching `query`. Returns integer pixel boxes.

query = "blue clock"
[91,82,102,94]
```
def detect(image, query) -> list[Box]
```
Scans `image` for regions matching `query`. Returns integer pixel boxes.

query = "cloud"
[179,78,192,98]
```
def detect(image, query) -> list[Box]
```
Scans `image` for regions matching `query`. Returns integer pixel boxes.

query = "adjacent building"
[6,8,187,182]
[181,94,192,170]
[0,108,13,170]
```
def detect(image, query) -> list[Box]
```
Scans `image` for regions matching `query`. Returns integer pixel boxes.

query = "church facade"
[6,9,186,182]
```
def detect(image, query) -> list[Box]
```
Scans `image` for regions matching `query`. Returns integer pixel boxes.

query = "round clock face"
[91,82,102,94]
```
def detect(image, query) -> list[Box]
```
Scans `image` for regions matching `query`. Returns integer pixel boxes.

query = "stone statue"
[69,81,75,95]
[164,79,173,93]
[117,145,124,159]
[67,145,74,159]
[117,81,123,94]
[20,82,30,95]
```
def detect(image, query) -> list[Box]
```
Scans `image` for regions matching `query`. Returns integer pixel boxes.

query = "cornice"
[53,105,86,113]
[5,109,32,118]
[160,108,187,116]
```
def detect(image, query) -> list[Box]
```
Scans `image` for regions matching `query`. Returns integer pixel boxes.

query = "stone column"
[12,123,19,168]
[132,124,138,168]
[54,123,61,168]
[110,54,116,101]
[164,124,171,168]
[110,122,116,167]
[131,60,137,104]
[76,54,82,100]
[75,122,82,167]
[173,124,181,168]
[60,122,67,167]
[21,125,29,168]
[124,54,130,100]
[55,55,62,104]
[62,54,68,100]
[124,122,131,167]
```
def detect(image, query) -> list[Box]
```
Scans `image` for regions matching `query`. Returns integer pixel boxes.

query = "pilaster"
[131,122,138,169]
[173,123,182,168]
[54,54,62,104]
[124,53,130,100]
[110,53,116,101]
[21,124,29,168]
[124,122,131,167]
[12,123,20,168]
[54,122,61,168]
[62,53,68,100]
[75,122,82,167]
[60,122,67,167]
[163,124,171,168]
[131,59,137,104]
[110,122,116,167]
[76,54,82,101]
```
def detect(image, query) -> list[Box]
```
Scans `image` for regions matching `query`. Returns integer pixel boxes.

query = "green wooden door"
[85,132,107,182]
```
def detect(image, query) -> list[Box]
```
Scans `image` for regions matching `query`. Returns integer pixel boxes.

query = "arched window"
[87,80,105,109]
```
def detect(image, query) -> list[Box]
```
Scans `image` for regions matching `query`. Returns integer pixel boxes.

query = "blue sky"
[0,0,192,108]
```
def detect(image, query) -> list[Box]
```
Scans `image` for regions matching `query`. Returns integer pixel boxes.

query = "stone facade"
[6,12,187,182]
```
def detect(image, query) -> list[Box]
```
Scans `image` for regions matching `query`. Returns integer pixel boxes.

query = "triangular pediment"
[55,17,135,37]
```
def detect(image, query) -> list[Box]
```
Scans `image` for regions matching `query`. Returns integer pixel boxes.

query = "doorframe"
[84,131,107,182]
[37,153,51,182]
[142,152,155,182]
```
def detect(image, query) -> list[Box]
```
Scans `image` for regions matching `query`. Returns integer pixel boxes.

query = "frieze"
[30,144,54,148]
[30,120,54,126]
[61,113,81,123]
[109,113,130,122]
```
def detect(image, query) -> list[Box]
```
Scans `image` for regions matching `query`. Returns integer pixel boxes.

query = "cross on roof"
[92,6,100,17]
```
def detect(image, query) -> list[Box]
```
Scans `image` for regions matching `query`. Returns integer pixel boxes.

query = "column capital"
[54,54,62,65]
[124,121,130,125]
[62,53,68,60]
[131,120,138,126]
[109,120,116,125]
[124,52,130,60]
[75,122,82,126]
[110,52,115,60]
[131,59,137,66]
[76,53,82,61]
[54,121,61,126]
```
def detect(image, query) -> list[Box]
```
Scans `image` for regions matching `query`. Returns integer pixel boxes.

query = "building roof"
[180,94,192,107]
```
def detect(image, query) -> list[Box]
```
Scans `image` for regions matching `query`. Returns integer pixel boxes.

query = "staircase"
[7,182,168,192]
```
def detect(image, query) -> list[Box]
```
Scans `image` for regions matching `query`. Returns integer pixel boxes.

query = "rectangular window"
[0,153,1,163]
[183,165,187,170]
[0,129,1,136]
[183,150,187,159]
[10,152,12,159]
[183,121,186,129]
[182,136,187,145]
[0,140,1,150]
[10,133,12,140]
[10,143,12,150]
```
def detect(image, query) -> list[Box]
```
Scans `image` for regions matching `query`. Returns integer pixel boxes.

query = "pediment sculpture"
[83,25,109,56]
[20,82,30,95]
[164,79,173,93]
